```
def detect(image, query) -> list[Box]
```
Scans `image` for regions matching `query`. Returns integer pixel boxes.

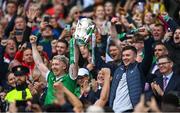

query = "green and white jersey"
[44,71,76,105]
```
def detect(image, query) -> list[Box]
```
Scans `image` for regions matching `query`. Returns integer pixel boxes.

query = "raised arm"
[94,68,111,107]
[138,27,154,76]
[54,82,83,112]
[30,35,49,78]
[69,40,79,80]
[63,86,83,111]
[23,4,38,42]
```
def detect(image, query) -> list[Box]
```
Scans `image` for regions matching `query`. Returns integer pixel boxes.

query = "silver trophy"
[74,18,95,45]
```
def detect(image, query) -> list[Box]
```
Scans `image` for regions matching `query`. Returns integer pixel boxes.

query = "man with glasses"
[151,55,180,105]
[146,42,169,83]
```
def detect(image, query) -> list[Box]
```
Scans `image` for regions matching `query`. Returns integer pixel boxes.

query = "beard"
[16,82,27,90]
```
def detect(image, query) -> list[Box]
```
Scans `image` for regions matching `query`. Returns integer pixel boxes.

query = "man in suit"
[109,28,154,113]
[146,42,169,84]
[144,42,169,101]
[151,55,180,104]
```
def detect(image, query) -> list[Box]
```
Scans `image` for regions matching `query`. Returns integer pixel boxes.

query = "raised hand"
[18,43,27,51]
[147,97,160,112]
[101,68,111,78]
[82,80,90,95]
[133,95,149,113]
[59,29,71,39]
[1,39,7,46]
[29,35,37,44]
[111,17,121,25]
[8,102,17,113]
[17,5,24,16]
[86,63,94,71]
[154,84,164,96]
[151,82,164,96]
[163,31,173,42]
[53,82,66,105]
[138,26,150,38]
[26,5,38,22]
[91,79,98,92]
[53,82,64,91]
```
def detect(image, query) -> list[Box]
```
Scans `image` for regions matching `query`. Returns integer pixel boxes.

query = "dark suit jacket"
[154,73,180,95]
[152,72,180,105]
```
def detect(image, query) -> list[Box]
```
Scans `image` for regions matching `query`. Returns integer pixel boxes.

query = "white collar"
[163,72,173,80]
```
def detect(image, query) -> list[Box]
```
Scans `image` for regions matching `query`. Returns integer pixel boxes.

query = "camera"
[43,15,50,23]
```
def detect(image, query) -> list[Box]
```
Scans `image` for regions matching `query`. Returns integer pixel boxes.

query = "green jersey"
[44,71,76,105]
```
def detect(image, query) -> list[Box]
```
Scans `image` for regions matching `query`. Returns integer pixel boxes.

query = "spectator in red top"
[14,47,35,75]
[4,39,17,64]
[14,44,49,75]
[45,3,64,20]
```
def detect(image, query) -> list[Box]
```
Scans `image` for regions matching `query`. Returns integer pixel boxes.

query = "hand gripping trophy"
[70,18,96,64]
[74,18,95,45]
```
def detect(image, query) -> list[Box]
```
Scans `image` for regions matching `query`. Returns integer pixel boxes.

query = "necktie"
[163,77,168,91]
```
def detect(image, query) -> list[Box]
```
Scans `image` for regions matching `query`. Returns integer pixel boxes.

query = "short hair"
[122,46,137,54]
[154,41,165,47]
[53,55,69,64]
[69,6,81,17]
[154,41,168,51]
[15,16,25,22]
[154,23,165,32]
[7,38,16,43]
[57,39,69,48]
[6,0,17,6]
[109,42,116,47]
[175,27,180,30]
[23,47,32,53]
[52,55,69,72]
[134,34,144,42]
[157,55,172,62]
[94,4,104,14]
[174,27,180,33]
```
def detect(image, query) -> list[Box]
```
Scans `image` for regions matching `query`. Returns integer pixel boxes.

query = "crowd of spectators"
[0,0,180,112]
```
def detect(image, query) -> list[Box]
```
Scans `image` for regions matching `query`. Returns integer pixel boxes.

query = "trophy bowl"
[74,18,95,45]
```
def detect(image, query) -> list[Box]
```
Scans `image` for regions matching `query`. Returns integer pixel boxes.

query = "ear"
[170,61,173,68]
[134,53,137,59]
[62,63,67,70]
[65,48,69,53]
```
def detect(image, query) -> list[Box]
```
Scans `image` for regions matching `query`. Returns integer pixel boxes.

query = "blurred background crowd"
[0,0,180,112]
